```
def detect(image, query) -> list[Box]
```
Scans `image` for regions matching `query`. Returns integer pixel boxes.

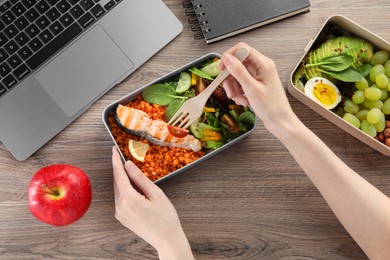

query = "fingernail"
[223,53,234,66]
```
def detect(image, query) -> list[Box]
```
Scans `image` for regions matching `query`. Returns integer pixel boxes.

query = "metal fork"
[167,47,250,129]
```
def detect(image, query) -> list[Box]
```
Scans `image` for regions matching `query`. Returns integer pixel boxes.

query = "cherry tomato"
[167,125,189,138]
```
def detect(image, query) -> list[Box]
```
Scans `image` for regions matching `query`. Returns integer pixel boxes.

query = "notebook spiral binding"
[183,0,210,40]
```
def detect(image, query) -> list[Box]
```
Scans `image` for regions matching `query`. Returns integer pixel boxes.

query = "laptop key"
[0,2,12,13]
[15,16,29,30]
[90,4,104,19]
[46,7,61,21]
[36,0,51,14]
[13,63,31,80]
[25,7,40,22]
[38,29,54,44]
[80,0,94,11]
[70,5,84,19]
[78,12,94,28]
[0,62,11,77]
[0,83,6,97]
[0,49,9,63]
[36,15,50,30]
[18,45,33,60]
[4,40,19,55]
[15,32,29,46]
[28,37,43,52]
[7,53,22,69]
[26,24,40,38]
[56,0,71,13]
[26,22,82,70]
[11,3,27,17]
[49,21,64,35]
[1,10,16,25]
[104,0,115,11]
[0,32,8,47]
[4,24,18,39]
[59,12,74,27]
[68,0,80,5]
[2,73,17,89]
[21,0,38,9]
[47,0,60,5]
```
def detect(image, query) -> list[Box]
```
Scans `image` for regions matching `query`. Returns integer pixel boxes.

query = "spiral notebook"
[183,0,310,43]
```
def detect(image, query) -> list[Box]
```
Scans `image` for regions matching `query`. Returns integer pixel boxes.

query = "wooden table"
[1,1,389,259]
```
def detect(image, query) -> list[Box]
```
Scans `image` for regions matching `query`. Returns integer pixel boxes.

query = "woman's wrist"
[156,231,194,260]
[263,109,303,142]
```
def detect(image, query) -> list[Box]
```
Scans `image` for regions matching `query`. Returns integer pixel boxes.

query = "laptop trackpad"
[36,25,134,117]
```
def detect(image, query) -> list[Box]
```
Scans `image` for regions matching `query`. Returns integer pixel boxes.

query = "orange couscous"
[109,95,205,181]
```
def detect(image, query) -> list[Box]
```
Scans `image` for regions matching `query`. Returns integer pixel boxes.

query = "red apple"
[28,164,92,226]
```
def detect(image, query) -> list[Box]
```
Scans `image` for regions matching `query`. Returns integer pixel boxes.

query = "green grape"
[352,90,365,104]
[343,113,360,128]
[376,73,389,88]
[369,64,385,82]
[380,88,388,101]
[364,86,382,101]
[355,78,369,90]
[355,109,369,121]
[366,108,382,124]
[385,59,390,77]
[383,98,390,115]
[388,82,390,92]
[364,99,383,110]
[344,99,359,114]
[374,113,385,132]
[370,50,389,65]
[360,120,377,137]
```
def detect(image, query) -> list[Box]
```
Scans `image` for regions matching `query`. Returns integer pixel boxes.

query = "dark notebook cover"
[184,0,310,43]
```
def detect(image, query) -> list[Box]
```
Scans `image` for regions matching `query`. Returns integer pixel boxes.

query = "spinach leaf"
[142,83,186,106]
[358,63,372,77]
[306,55,354,72]
[189,68,214,80]
[318,68,364,82]
[237,111,256,126]
[165,99,185,122]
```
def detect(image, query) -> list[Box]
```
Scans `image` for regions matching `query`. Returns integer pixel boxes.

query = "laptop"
[0,0,183,160]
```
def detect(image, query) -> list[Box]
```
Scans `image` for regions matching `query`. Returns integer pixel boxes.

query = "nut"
[385,120,390,129]
[385,138,390,148]
[384,128,390,138]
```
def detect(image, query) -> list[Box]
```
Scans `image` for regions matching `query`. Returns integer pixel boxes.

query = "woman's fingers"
[124,160,162,200]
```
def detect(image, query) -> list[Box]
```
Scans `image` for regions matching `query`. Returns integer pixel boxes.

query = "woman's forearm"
[268,112,390,259]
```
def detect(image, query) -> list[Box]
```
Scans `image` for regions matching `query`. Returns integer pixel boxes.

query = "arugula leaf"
[318,68,364,82]
[189,68,214,80]
[142,83,186,106]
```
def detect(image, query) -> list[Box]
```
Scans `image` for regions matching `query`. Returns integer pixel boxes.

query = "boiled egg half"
[304,77,341,109]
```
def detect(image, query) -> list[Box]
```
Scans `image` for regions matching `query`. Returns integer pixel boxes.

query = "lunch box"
[286,15,390,156]
[102,53,256,183]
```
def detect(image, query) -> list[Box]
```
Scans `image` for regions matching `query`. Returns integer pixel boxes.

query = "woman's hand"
[220,42,294,133]
[112,147,194,260]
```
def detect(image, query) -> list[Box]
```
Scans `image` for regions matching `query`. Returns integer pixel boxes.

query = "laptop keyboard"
[0,0,122,98]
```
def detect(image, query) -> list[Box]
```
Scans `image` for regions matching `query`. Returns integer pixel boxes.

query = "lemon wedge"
[128,140,149,162]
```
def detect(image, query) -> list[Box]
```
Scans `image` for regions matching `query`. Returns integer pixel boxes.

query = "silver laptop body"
[0,0,182,160]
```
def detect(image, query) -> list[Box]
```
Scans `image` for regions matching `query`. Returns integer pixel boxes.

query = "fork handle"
[196,47,250,104]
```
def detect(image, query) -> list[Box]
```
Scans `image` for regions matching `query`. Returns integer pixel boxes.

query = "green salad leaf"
[142,83,187,106]
[189,68,214,80]
[318,68,364,82]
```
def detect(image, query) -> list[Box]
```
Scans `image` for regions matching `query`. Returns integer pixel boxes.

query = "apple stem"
[42,184,60,196]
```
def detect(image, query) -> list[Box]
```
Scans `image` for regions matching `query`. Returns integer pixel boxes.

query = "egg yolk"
[313,83,338,106]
